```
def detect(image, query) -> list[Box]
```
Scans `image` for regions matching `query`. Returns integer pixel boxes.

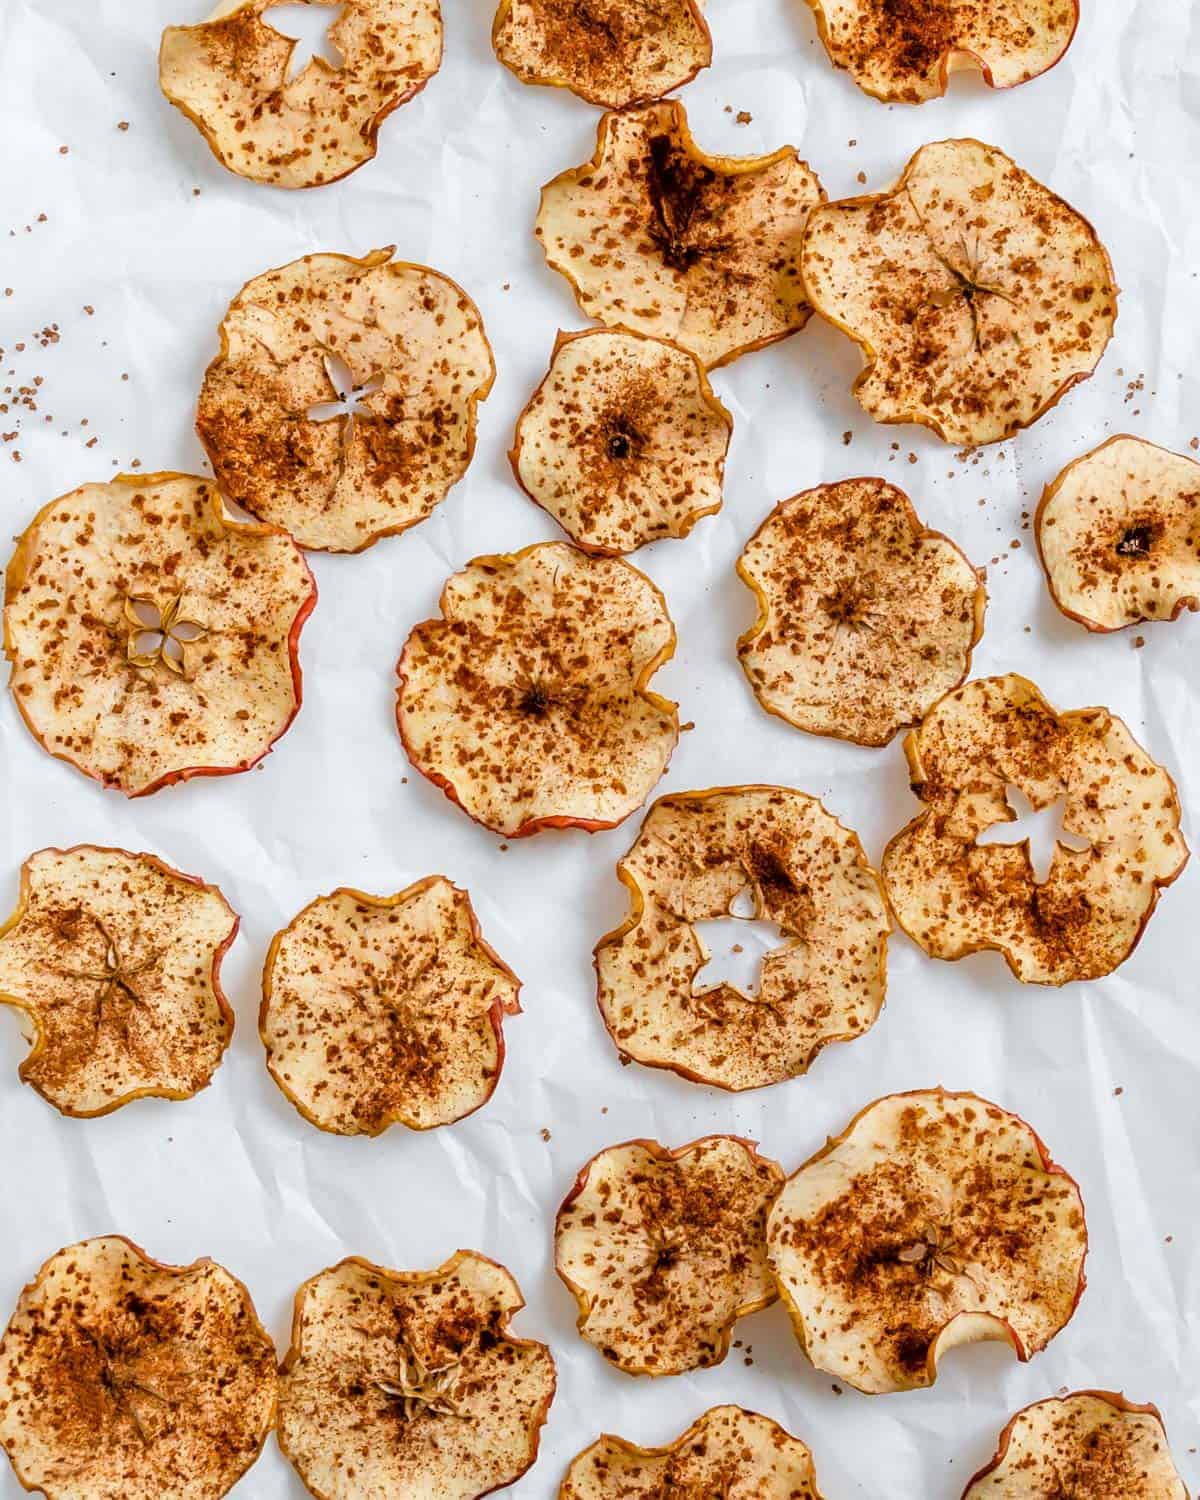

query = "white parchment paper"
[1,1,1198,1493]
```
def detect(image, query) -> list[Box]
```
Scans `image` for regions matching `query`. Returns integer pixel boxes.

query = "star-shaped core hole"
[265,2,345,80]
[307,351,384,449]
[124,595,208,677]
[691,885,790,999]
[976,784,1091,884]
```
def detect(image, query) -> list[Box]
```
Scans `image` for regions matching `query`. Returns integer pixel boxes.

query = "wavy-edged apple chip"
[536,101,825,370]
[261,876,520,1135]
[0,1235,276,1500]
[963,1390,1189,1499]
[0,845,238,1118]
[737,478,985,746]
[595,787,889,1092]
[493,0,711,108]
[159,0,443,189]
[801,139,1117,445]
[804,0,1078,105]
[197,247,494,554]
[562,1405,827,1500]
[881,673,1187,984]
[556,1136,783,1376]
[1037,435,1200,632]
[511,328,732,555]
[396,541,678,837]
[4,472,316,797]
[278,1250,555,1500]
[767,1089,1087,1395]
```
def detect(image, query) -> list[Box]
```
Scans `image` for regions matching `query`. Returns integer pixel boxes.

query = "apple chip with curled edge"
[510,328,733,555]
[492,0,711,110]
[4,472,316,797]
[536,101,825,370]
[963,1391,1189,1500]
[737,478,985,746]
[881,674,1188,985]
[0,1235,276,1500]
[260,876,521,1135]
[197,247,495,554]
[396,541,679,837]
[159,0,443,189]
[767,1089,1088,1396]
[803,0,1078,105]
[561,1405,828,1500]
[277,1250,556,1500]
[595,787,889,1092]
[0,846,238,1118]
[555,1136,784,1376]
[1036,435,1200,632]
[801,139,1117,445]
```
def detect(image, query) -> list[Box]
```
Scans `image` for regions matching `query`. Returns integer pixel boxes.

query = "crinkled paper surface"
[1,1,1198,1494]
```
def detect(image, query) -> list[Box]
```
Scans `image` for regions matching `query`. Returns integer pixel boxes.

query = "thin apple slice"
[159,0,443,188]
[277,1250,555,1500]
[4,472,315,796]
[556,1136,783,1375]
[537,101,824,369]
[767,1089,1087,1394]
[801,139,1117,444]
[0,1236,276,1499]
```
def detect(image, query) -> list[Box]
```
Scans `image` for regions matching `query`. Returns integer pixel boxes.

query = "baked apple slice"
[537,101,825,369]
[511,328,732,555]
[767,1089,1088,1394]
[396,541,679,837]
[882,674,1187,984]
[804,0,1078,104]
[556,1135,783,1375]
[159,0,443,188]
[0,1236,276,1500]
[198,247,494,553]
[1037,435,1200,631]
[595,786,889,1091]
[0,845,238,1117]
[4,472,316,796]
[277,1250,555,1500]
[737,478,985,745]
[963,1390,1188,1499]
[493,0,711,108]
[801,139,1117,445]
[261,876,520,1135]
[561,1405,828,1500]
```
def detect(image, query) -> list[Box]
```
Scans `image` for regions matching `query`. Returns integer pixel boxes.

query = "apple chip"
[0,845,238,1118]
[561,1406,827,1500]
[492,0,711,109]
[277,1250,555,1500]
[261,876,520,1135]
[1037,435,1200,632]
[737,478,985,746]
[4,473,316,797]
[396,541,678,837]
[0,1235,276,1500]
[767,1089,1087,1395]
[555,1136,784,1375]
[197,247,494,554]
[159,0,443,189]
[536,101,825,369]
[510,328,732,555]
[881,674,1187,984]
[963,1391,1189,1499]
[801,139,1117,445]
[595,787,889,1092]
[803,0,1078,105]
